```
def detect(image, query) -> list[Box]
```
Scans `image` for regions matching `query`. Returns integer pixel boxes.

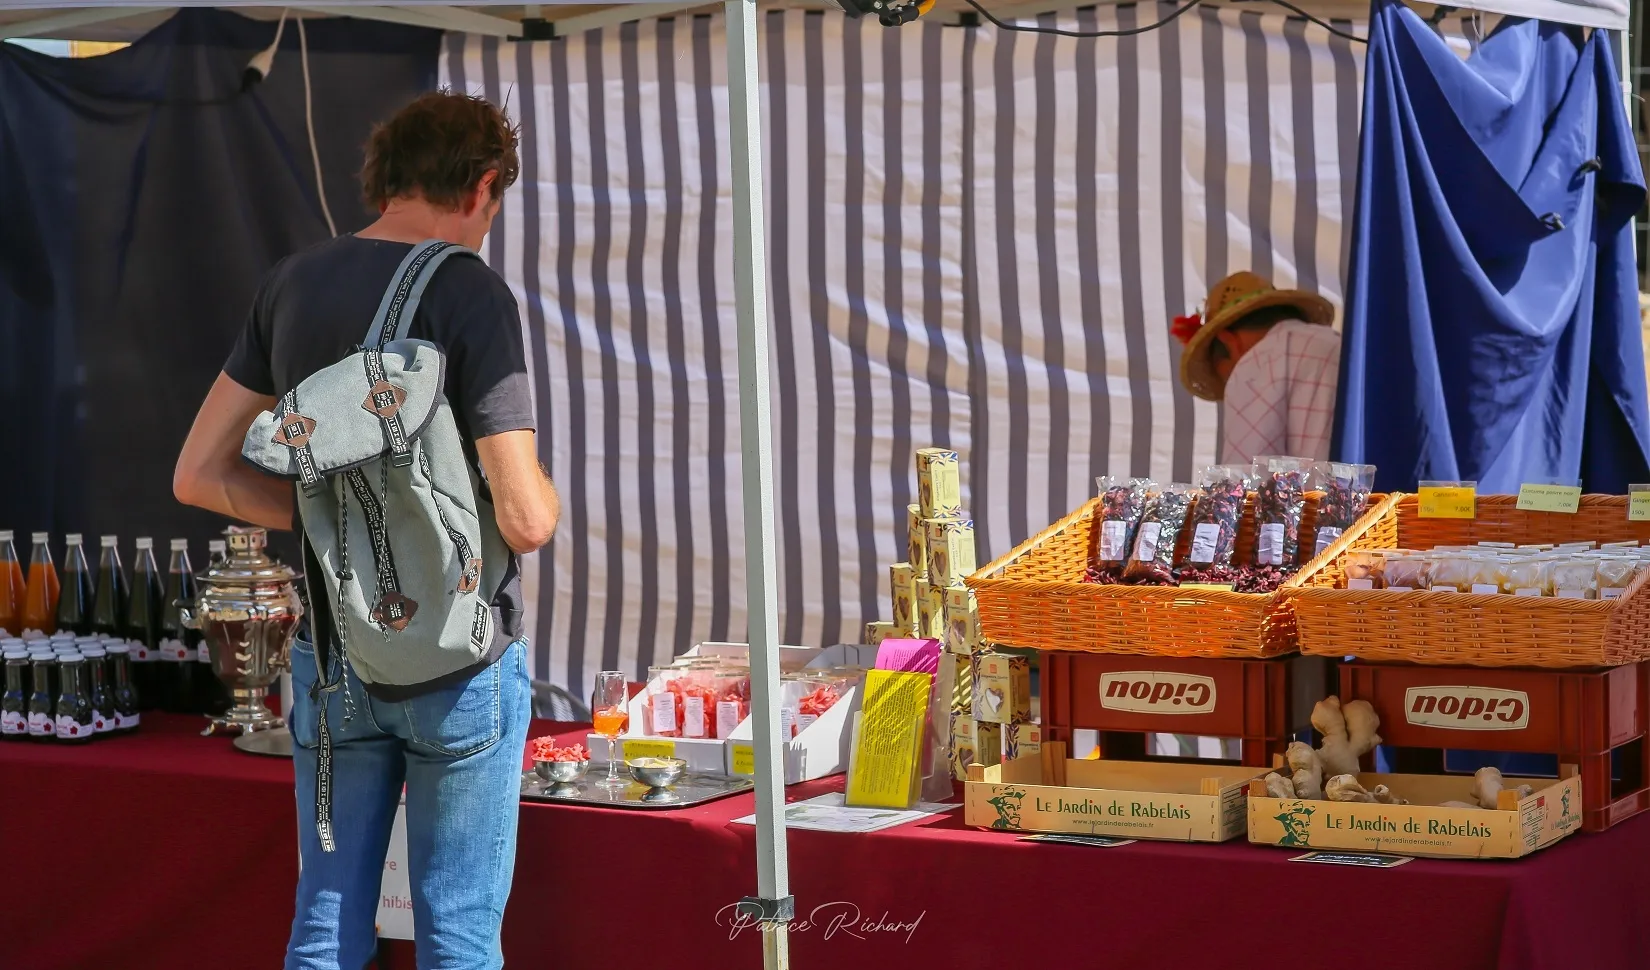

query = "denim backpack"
[241,241,509,847]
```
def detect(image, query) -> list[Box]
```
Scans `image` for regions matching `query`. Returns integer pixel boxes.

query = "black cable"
[956,0,1367,45]
[1260,0,1368,43]
[959,0,1203,37]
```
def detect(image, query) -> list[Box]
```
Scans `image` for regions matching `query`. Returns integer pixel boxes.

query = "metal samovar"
[180,526,302,755]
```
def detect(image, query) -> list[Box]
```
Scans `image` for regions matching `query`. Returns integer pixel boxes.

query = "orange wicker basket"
[1286,494,1650,667]
[965,492,1401,659]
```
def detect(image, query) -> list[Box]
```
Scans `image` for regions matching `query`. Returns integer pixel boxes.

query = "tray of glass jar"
[519,759,754,809]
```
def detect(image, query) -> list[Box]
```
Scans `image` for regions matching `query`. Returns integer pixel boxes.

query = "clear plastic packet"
[1504,557,1554,597]
[1176,466,1248,585]
[1428,553,1477,593]
[1596,557,1641,600]
[1382,554,1432,592]
[1123,484,1198,585]
[1343,550,1389,590]
[1551,558,1598,599]
[1468,557,1507,596]
[1310,461,1376,557]
[1234,457,1310,594]
[1089,477,1153,582]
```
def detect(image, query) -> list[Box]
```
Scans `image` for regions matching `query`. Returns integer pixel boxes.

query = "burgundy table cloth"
[5,716,1646,970]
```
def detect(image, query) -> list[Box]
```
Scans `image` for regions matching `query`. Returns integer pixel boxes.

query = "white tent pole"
[724,0,791,967]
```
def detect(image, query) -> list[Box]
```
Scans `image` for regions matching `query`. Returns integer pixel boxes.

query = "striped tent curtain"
[440,4,1373,691]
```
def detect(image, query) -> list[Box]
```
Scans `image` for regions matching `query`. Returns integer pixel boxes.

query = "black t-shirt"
[224,235,535,698]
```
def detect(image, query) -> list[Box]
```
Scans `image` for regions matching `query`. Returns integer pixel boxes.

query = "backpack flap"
[242,339,447,485]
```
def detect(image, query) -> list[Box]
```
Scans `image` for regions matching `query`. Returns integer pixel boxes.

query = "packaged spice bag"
[1382,554,1433,591]
[1176,465,1249,585]
[1123,484,1198,585]
[1088,477,1153,583]
[1310,461,1376,557]
[1235,457,1311,593]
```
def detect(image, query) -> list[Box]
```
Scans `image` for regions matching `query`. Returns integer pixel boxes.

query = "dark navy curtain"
[1334,0,1650,493]
[0,10,438,553]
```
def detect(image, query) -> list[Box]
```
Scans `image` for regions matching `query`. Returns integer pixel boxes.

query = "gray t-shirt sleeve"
[428,258,537,441]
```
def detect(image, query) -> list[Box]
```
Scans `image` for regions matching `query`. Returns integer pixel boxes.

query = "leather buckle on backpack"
[362,380,408,419]
[457,559,483,594]
[273,413,318,449]
[371,592,419,632]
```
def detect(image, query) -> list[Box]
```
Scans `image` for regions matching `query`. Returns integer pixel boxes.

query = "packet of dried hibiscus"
[1233,456,1309,593]
[1122,484,1198,585]
[1175,465,1249,585]
[1088,476,1153,583]
[1309,461,1375,557]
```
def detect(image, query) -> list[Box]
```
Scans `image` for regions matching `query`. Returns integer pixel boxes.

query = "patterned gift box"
[972,652,1032,725]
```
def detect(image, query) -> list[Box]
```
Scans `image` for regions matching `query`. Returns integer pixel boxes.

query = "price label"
[621,738,676,762]
[1516,484,1581,514]
[730,743,755,776]
[1180,583,1234,592]
[1418,486,1475,519]
[1630,489,1650,522]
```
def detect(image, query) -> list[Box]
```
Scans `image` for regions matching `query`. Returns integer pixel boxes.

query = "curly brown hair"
[360,90,521,210]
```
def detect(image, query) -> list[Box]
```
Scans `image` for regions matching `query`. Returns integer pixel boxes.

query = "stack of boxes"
[861,448,1037,780]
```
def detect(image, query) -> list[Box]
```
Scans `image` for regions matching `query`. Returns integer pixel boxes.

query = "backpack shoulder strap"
[362,239,478,348]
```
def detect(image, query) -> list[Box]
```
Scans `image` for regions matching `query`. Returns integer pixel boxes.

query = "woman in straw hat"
[1171,271,1341,465]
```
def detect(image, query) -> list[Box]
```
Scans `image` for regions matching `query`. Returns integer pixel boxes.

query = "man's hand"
[474,429,559,554]
[174,372,294,529]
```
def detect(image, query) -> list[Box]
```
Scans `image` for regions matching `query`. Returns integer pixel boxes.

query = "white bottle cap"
[65,533,83,545]
[135,537,153,549]
[31,532,49,544]
[0,530,12,542]
[58,652,82,662]
[210,539,227,552]
[102,535,120,548]
[105,643,129,655]
[81,646,105,658]
[170,538,188,551]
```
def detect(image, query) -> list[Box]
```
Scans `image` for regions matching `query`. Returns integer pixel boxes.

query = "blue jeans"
[286,637,531,970]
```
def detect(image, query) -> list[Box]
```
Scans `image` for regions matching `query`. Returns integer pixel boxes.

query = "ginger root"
[1369,784,1408,806]
[1264,772,1296,800]
[1313,697,1383,777]
[1325,774,1376,802]
[1286,741,1324,800]
[1471,767,1533,809]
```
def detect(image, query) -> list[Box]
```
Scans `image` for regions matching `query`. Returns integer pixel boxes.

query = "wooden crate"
[1339,659,1650,833]
[965,742,1263,842]
[1040,652,1332,767]
[1247,768,1582,859]
[1287,494,1650,667]
[967,493,1401,659]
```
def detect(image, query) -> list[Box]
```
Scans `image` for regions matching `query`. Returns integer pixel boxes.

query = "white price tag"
[1602,588,1627,600]
[1099,520,1128,561]
[682,696,706,738]
[1470,584,1500,595]
[716,700,742,739]
[1132,522,1162,562]
[1348,578,1375,590]
[1257,523,1285,566]
[1315,527,1343,556]
[1514,588,1543,597]
[1188,523,1221,564]
[650,691,677,734]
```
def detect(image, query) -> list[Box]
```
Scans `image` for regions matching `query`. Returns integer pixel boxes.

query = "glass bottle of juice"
[21,533,60,636]
[0,531,23,636]
[158,538,199,714]
[55,534,93,637]
[121,537,160,711]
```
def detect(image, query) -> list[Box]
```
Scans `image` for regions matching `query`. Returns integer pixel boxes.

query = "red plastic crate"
[1339,659,1650,833]
[1041,652,1327,767]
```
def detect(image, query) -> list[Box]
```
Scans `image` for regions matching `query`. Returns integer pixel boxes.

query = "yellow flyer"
[845,669,932,809]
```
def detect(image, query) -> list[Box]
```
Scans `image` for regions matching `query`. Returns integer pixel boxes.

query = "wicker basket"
[1286,494,1650,667]
[965,492,1401,659]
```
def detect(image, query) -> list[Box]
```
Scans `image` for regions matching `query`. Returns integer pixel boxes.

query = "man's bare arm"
[174,372,294,530]
[474,429,559,555]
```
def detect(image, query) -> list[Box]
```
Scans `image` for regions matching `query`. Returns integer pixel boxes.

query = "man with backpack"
[173,91,559,970]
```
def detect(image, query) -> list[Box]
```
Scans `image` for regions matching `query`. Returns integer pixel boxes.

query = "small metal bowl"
[535,759,590,784]
[627,756,687,790]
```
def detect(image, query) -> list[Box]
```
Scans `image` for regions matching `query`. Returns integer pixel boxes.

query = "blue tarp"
[1334,0,1650,493]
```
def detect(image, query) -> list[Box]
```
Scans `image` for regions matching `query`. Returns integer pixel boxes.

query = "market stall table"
[6,716,1649,970]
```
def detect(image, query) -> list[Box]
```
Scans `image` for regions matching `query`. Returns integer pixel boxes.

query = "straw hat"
[1172,271,1334,401]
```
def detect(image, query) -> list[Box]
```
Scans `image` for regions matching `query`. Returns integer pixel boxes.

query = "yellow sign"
[1418,486,1475,519]
[1180,583,1235,592]
[1630,492,1650,522]
[1516,484,1581,514]
[621,738,676,762]
[730,743,755,776]
[845,669,932,809]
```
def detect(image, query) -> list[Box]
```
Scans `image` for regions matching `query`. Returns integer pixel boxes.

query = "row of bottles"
[0,531,229,716]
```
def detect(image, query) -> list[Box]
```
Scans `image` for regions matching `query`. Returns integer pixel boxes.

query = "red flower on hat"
[1170,310,1203,345]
